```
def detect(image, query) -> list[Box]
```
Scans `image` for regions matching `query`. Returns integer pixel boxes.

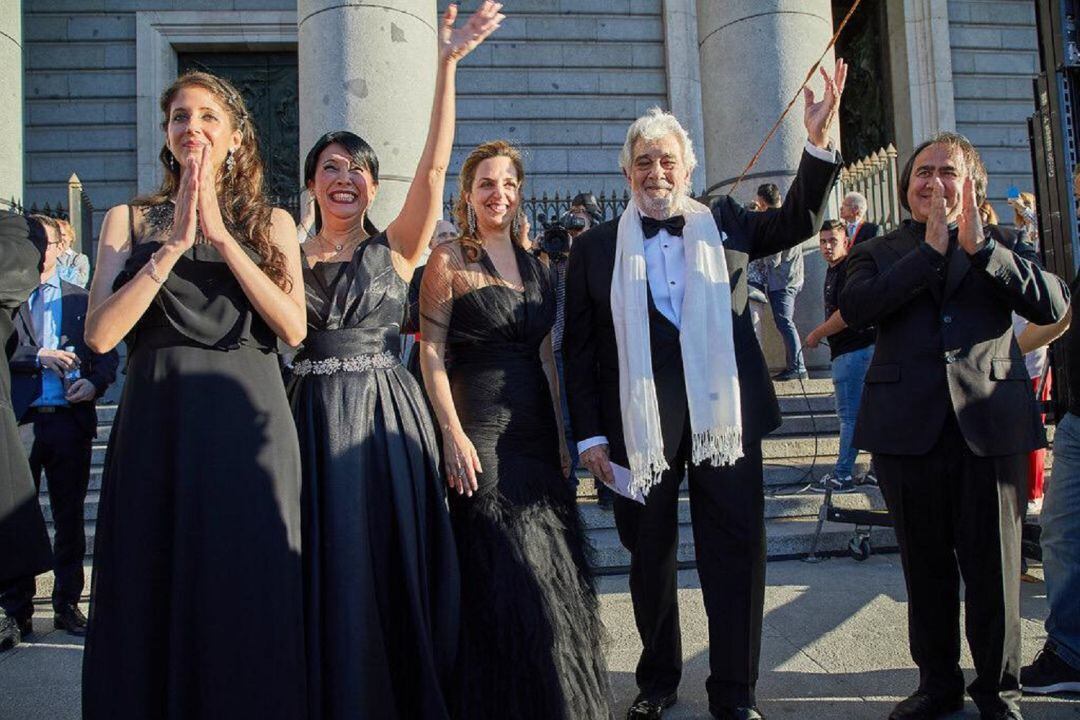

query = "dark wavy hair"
[303,130,381,237]
[899,131,988,213]
[454,140,526,263]
[134,70,291,291]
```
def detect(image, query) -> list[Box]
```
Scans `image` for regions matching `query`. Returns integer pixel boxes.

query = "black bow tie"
[641,215,685,239]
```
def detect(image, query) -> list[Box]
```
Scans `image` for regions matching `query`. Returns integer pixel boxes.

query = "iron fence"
[2,174,96,266]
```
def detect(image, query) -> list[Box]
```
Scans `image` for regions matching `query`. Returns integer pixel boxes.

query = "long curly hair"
[134,70,291,291]
[453,140,526,263]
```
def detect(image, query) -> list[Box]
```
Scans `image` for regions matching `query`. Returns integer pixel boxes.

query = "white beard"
[633,186,691,219]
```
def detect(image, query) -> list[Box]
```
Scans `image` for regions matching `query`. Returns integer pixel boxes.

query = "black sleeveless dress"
[83,221,306,719]
[289,234,459,720]
[420,241,611,720]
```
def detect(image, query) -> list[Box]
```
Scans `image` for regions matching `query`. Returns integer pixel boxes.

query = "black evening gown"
[421,241,611,720]
[83,229,306,719]
[289,233,459,720]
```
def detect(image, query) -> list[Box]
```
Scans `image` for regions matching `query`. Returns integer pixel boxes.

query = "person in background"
[979,200,999,227]
[804,220,874,494]
[1,214,118,639]
[1018,172,1079,694]
[1009,191,1038,245]
[840,191,881,246]
[0,212,51,653]
[744,204,770,349]
[54,219,90,288]
[555,192,604,500]
[404,219,460,383]
[998,191,1051,511]
[756,183,807,381]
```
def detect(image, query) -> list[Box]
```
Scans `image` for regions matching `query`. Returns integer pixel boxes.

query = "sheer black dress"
[83,204,306,719]
[289,233,459,720]
[420,240,611,720]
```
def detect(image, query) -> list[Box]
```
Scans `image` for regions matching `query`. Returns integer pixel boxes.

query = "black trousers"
[0,408,91,619]
[614,422,766,708]
[874,414,1024,715]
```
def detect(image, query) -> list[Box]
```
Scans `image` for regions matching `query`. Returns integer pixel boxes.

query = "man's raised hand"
[804,58,848,149]
[958,177,986,256]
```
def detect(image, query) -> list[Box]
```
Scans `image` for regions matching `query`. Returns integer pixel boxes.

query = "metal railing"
[442,190,633,229]
[830,144,902,232]
[1,174,97,266]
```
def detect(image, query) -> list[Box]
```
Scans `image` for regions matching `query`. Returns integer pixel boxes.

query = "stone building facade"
[1,0,1046,368]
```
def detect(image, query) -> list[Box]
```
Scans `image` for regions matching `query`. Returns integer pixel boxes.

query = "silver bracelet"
[146,253,167,284]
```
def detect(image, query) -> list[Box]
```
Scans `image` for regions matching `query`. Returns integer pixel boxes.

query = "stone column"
[696,1,837,370]
[663,0,706,194]
[0,2,23,208]
[886,0,956,161]
[298,1,437,228]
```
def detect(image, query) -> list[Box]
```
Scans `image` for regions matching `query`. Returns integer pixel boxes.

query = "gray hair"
[843,191,867,212]
[619,107,698,177]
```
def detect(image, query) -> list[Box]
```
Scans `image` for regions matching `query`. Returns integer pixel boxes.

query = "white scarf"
[610,196,743,497]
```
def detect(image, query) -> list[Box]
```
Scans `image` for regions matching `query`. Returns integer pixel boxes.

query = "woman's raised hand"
[167,155,200,253]
[197,144,232,247]
[439,1,504,64]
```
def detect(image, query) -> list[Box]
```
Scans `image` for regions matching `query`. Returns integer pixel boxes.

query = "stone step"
[571,458,868,498]
[778,394,835,414]
[588,517,898,573]
[577,487,887,530]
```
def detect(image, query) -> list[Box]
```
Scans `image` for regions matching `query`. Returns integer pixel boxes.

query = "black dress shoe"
[0,616,21,652]
[710,705,765,720]
[53,604,88,636]
[889,692,965,720]
[626,692,677,719]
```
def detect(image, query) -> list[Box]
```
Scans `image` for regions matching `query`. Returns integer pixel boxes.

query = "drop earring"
[467,204,478,237]
[225,149,236,173]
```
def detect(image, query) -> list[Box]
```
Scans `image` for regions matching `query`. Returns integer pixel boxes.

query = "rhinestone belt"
[292,350,399,376]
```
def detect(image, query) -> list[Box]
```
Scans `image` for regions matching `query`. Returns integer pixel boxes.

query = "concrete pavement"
[1,555,1077,718]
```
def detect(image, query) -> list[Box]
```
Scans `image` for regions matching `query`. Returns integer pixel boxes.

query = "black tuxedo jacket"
[840,222,1070,457]
[0,211,52,584]
[9,281,118,439]
[851,221,881,246]
[563,149,841,466]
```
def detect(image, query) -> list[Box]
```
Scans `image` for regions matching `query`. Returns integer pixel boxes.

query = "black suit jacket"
[839,222,1070,457]
[563,149,841,465]
[9,281,118,439]
[851,222,881,246]
[0,211,52,584]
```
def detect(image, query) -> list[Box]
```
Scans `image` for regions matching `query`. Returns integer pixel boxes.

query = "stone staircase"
[572,376,899,573]
[42,375,909,573]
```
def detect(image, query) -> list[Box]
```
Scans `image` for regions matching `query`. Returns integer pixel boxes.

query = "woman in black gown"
[288,4,502,719]
[419,141,612,719]
[81,72,308,719]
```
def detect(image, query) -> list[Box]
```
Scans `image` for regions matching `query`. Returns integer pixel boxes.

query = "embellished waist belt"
[292,350,399,376]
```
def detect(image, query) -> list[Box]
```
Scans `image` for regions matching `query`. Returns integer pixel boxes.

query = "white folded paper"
[608,461,646,505]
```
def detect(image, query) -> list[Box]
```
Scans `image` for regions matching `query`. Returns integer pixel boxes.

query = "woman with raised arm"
[287,4,502,719]
[81,71,308,719]
[419,140,610,720]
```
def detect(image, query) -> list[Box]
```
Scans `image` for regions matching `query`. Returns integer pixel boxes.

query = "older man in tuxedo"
[563,61,846,720]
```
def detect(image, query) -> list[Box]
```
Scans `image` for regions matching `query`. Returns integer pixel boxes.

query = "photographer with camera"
[534,193,606,501]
